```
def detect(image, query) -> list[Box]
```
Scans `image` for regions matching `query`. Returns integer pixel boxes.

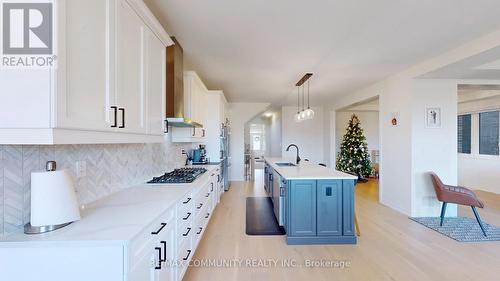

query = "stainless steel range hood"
[165,37,202,128]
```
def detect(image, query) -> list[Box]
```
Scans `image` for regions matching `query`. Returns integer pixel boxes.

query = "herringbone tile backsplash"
[0,140,192,236]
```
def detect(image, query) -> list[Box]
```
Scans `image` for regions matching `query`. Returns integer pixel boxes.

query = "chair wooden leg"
[354,215,360,237]
[440,202,447,226]
[471,206,487,237]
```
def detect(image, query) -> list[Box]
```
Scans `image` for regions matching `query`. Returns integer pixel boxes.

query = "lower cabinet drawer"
[177,239,193,281]
[177,220,193,247]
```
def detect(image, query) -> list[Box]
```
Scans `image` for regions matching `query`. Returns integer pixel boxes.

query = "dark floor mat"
[245,197,286,236]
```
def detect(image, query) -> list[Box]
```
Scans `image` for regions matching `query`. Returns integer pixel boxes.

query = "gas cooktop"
[147,168,207,184]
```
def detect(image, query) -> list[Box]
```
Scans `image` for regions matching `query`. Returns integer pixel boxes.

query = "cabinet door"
[116,0,147,134]
[56,0,115,131]
[288,180,316,236]
[342,179,356,236]
[158,225,175,281]
[146,29,166,136]
[317,180,342,236]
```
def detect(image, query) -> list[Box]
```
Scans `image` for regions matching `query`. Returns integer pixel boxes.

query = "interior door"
[116,0,147,134]
[56,0,115,131]
[146,28,166,136]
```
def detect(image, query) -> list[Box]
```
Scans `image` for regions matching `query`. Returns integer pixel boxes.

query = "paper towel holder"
[24,161,81,235]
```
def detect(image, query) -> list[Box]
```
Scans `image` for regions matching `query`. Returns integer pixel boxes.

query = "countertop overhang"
[0,165,220,244]
[265,157,357,180]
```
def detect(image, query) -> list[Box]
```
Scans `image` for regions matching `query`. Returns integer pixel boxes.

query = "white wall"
[269,111,282,157]
[327,27,500,216]
[458,95,500,194]
[411,80,458,217]
[229,102,270,181]
[336,111,380,156]
[282,106,325,164]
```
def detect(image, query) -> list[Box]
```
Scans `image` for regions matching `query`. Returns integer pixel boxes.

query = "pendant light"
[299,84,307,120]
[294,86,302,122]
[304,80,315,120]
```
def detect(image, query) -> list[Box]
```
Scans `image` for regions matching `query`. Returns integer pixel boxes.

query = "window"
[479,111,499,155]
[457,114,471,154]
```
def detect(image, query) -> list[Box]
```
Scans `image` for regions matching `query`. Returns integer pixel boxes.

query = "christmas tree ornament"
[336,114,372,180]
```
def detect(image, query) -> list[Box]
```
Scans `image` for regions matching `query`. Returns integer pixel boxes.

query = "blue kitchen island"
[264,158,358,245]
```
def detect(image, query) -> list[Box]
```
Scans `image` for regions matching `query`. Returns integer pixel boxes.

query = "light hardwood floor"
[184,170,500,281]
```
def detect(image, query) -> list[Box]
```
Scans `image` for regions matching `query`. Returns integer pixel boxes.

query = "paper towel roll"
[30,170,81,227]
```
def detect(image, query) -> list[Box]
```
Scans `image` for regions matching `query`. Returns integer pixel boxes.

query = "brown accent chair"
[429,172,487,237]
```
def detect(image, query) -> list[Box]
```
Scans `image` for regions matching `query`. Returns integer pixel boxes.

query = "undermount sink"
[276,162,296,167]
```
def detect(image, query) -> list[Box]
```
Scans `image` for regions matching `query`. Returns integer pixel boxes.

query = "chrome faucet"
[286,144,301,164]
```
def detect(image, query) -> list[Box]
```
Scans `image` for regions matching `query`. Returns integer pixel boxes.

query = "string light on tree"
[336,114,372,179]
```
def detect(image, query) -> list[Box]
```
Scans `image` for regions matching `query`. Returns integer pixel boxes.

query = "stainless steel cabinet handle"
[151,222,167,235]
[202,129,206,137]
[182,250,192,261]
[192,128,196,136]
[111,106,118,128]
[118,108,125,128]
[182,227,191,236]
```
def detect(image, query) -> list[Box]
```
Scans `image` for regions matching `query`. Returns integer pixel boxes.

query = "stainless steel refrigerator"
[220,120,231,191]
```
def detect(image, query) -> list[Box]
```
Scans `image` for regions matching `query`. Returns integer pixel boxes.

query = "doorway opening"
[244,109,282,183]
[335,96,380,202]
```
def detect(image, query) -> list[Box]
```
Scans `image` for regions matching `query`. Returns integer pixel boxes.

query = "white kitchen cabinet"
[0,0,172,144]
[184,71,207,126]
[56,0,114,132]
[171,71,208,143]
[146,29,167,136]
[116,0,147,134]
[0,165,222,281]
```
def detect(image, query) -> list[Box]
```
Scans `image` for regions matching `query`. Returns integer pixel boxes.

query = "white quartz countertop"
[265,158,357,180]
[0,165,219,244]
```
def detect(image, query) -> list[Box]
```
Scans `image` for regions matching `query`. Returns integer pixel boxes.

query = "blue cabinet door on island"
[317,180,343,236]
[288,180,317,236]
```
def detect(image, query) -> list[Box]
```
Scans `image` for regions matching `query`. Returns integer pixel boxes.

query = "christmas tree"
[336,114,372,178]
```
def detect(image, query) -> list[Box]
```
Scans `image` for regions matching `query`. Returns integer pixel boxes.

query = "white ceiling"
[144,0,500,105]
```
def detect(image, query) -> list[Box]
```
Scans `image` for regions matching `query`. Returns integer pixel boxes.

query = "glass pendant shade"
[304,108,315,119]
[299,110,307,120]
[294,112,302,122]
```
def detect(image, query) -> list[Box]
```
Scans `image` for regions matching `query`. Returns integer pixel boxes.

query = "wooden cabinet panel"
[342,179,356,236]
[288,180,317,236]
[317,180,343,236]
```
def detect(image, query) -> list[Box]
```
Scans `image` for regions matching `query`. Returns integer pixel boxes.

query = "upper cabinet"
[184,71,208,126]
[171,71,209,143]
[0,0,172,144]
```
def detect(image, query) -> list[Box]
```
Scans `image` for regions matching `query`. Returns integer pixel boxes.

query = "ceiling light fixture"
[304,80,315,120]
[295,73,314,121]
[300,84,307,120]
[294,86,301,122]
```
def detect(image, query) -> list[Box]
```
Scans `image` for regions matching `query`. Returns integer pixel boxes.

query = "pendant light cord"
[297,86,300,113]
[302,84,305,111]
[307,80,310,109]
